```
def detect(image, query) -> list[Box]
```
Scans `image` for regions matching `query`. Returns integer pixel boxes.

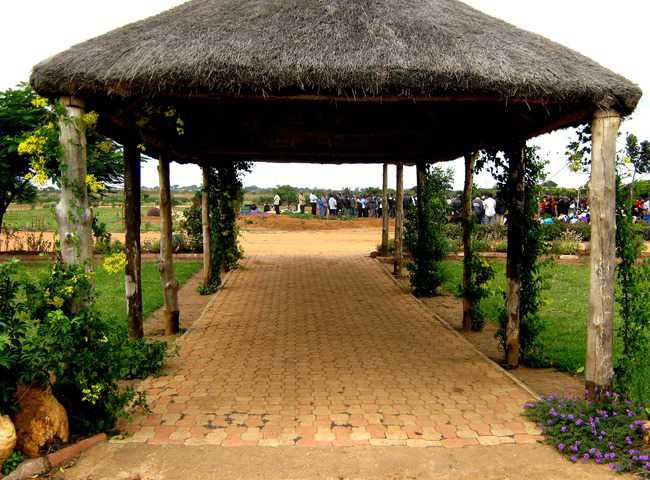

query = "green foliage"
[1,451,24,475]
[407,166,453,297]
[0,260,167,433]
[461,245,495,331]
[524,393,650,475]
[199,162,251,294]
[180,193,204,252]
[481,146,549,366]
[0,84,123,222]
[273,185,298,207]
[615,177,650,400]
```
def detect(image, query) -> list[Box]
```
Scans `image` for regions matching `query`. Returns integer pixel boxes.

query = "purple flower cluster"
[524,391,650,476]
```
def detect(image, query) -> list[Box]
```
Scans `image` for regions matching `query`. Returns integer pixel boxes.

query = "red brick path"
[116,254,541,447]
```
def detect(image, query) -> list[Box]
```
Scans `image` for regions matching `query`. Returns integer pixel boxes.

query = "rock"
[12,385,69,458]
[0,414,17,470]
[2,457,49,480]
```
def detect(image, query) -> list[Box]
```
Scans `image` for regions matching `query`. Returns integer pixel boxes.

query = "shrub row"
[444,222,650,243]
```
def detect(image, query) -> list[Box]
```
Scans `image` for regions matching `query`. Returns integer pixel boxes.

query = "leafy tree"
[274,185,298,208]
[0,83,123,228]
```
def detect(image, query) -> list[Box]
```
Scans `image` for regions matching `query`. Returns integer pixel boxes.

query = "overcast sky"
[1,0,647,191]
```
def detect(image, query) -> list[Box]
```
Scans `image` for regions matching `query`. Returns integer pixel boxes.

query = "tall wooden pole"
[124,141,143,339]
[56,97,92,267]
[505,143,526,368]
[393,163,404,276]
[201,167,213,286]
[462,152,477,331]
[381,162,389,255]
[158,155,180,335]
[585,109,620,395]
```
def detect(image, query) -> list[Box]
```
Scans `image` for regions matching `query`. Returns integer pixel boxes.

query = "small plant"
[1,451,24,475]
[407,166,453,297]
[460,249,495,331]
[550,229,583,255]
[524,392,650,476]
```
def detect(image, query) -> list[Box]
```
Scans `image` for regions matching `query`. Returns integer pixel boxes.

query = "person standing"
[472,195,484,224]
[309,192,318,215]
[328,194,338,216]
[298,192,305,213]
[273,192,281,215]
[483,194,497,225]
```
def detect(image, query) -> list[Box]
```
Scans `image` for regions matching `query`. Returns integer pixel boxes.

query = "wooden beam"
[56,96,92,267]
[158,155,180,335]
[462,152,478,331]
[381,163,389,256]
[124,140,143,340]
[585,109,620,395]
[505,143,526,368]
[201,167,213,287]
[393,163,404,276]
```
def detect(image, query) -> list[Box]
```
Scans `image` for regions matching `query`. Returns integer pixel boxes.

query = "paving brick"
[116,254,537,449]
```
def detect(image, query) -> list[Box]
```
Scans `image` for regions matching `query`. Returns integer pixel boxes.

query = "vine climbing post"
[585,109,620,396]
[393,162,404,276]
[124,140,143,339]
[415,160,426,262]
[462,152,477,331]
[56,96,92,267]
[201,166,213,286]
[381,162,389,256]
[505,142,526,368]
[158,154,180,335]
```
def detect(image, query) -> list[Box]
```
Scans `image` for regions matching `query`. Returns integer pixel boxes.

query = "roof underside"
[30,0,642,164]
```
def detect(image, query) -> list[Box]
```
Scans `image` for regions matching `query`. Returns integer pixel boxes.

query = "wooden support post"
[393,163,404,276]
[505,143,526,368]
[124,141,143,339]
[381,162,389,255]
[158,155,180,335]
[462,152,477,331]
[56,96,92,267]
[201,167,213,286]
[586,109,620,395]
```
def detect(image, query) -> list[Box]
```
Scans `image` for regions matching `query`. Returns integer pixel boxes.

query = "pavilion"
[30,0,642,394]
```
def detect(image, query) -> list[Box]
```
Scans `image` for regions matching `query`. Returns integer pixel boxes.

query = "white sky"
[1,0,647,191]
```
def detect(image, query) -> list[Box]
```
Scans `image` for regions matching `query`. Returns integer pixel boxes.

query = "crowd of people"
[258,189,650,225]
[299,192,417,218]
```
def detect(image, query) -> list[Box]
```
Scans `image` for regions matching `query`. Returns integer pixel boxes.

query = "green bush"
[524,393,650,475]
[0,260,167,434]
[1,451,23,475]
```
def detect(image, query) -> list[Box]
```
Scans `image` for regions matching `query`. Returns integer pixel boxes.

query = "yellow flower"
[137,143,146,152]
[85,174,105,193]
[48,296,64,308]
[96,140,113,154]
[81,111,99,128]
[102,251,127,274]
[31,96,48,108]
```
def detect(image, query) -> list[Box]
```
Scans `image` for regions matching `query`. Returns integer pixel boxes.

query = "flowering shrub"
[524,393,650,476]
[102,251,127,274]
[0,260,167,434]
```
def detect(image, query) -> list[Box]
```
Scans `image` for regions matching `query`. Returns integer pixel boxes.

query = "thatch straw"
[30,0,641,112]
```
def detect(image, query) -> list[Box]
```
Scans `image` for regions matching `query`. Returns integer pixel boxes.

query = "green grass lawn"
[441,259,649,400]
[11,258,201,328]
[3,206,175,233]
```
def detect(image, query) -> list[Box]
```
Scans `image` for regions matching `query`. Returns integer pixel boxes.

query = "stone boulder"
[13,385,69,458]
[0,414,17,469]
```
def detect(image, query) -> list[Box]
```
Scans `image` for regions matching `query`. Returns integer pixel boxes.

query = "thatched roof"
[31,0,641,113]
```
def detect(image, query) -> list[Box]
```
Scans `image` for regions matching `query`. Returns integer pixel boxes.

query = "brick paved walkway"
[118,254,541,448]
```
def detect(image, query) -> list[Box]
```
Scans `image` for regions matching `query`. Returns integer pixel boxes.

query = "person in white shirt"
[309,192,318,215]
[273,193,281,215]
[328,195,337,216]
[483,195,497,225]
